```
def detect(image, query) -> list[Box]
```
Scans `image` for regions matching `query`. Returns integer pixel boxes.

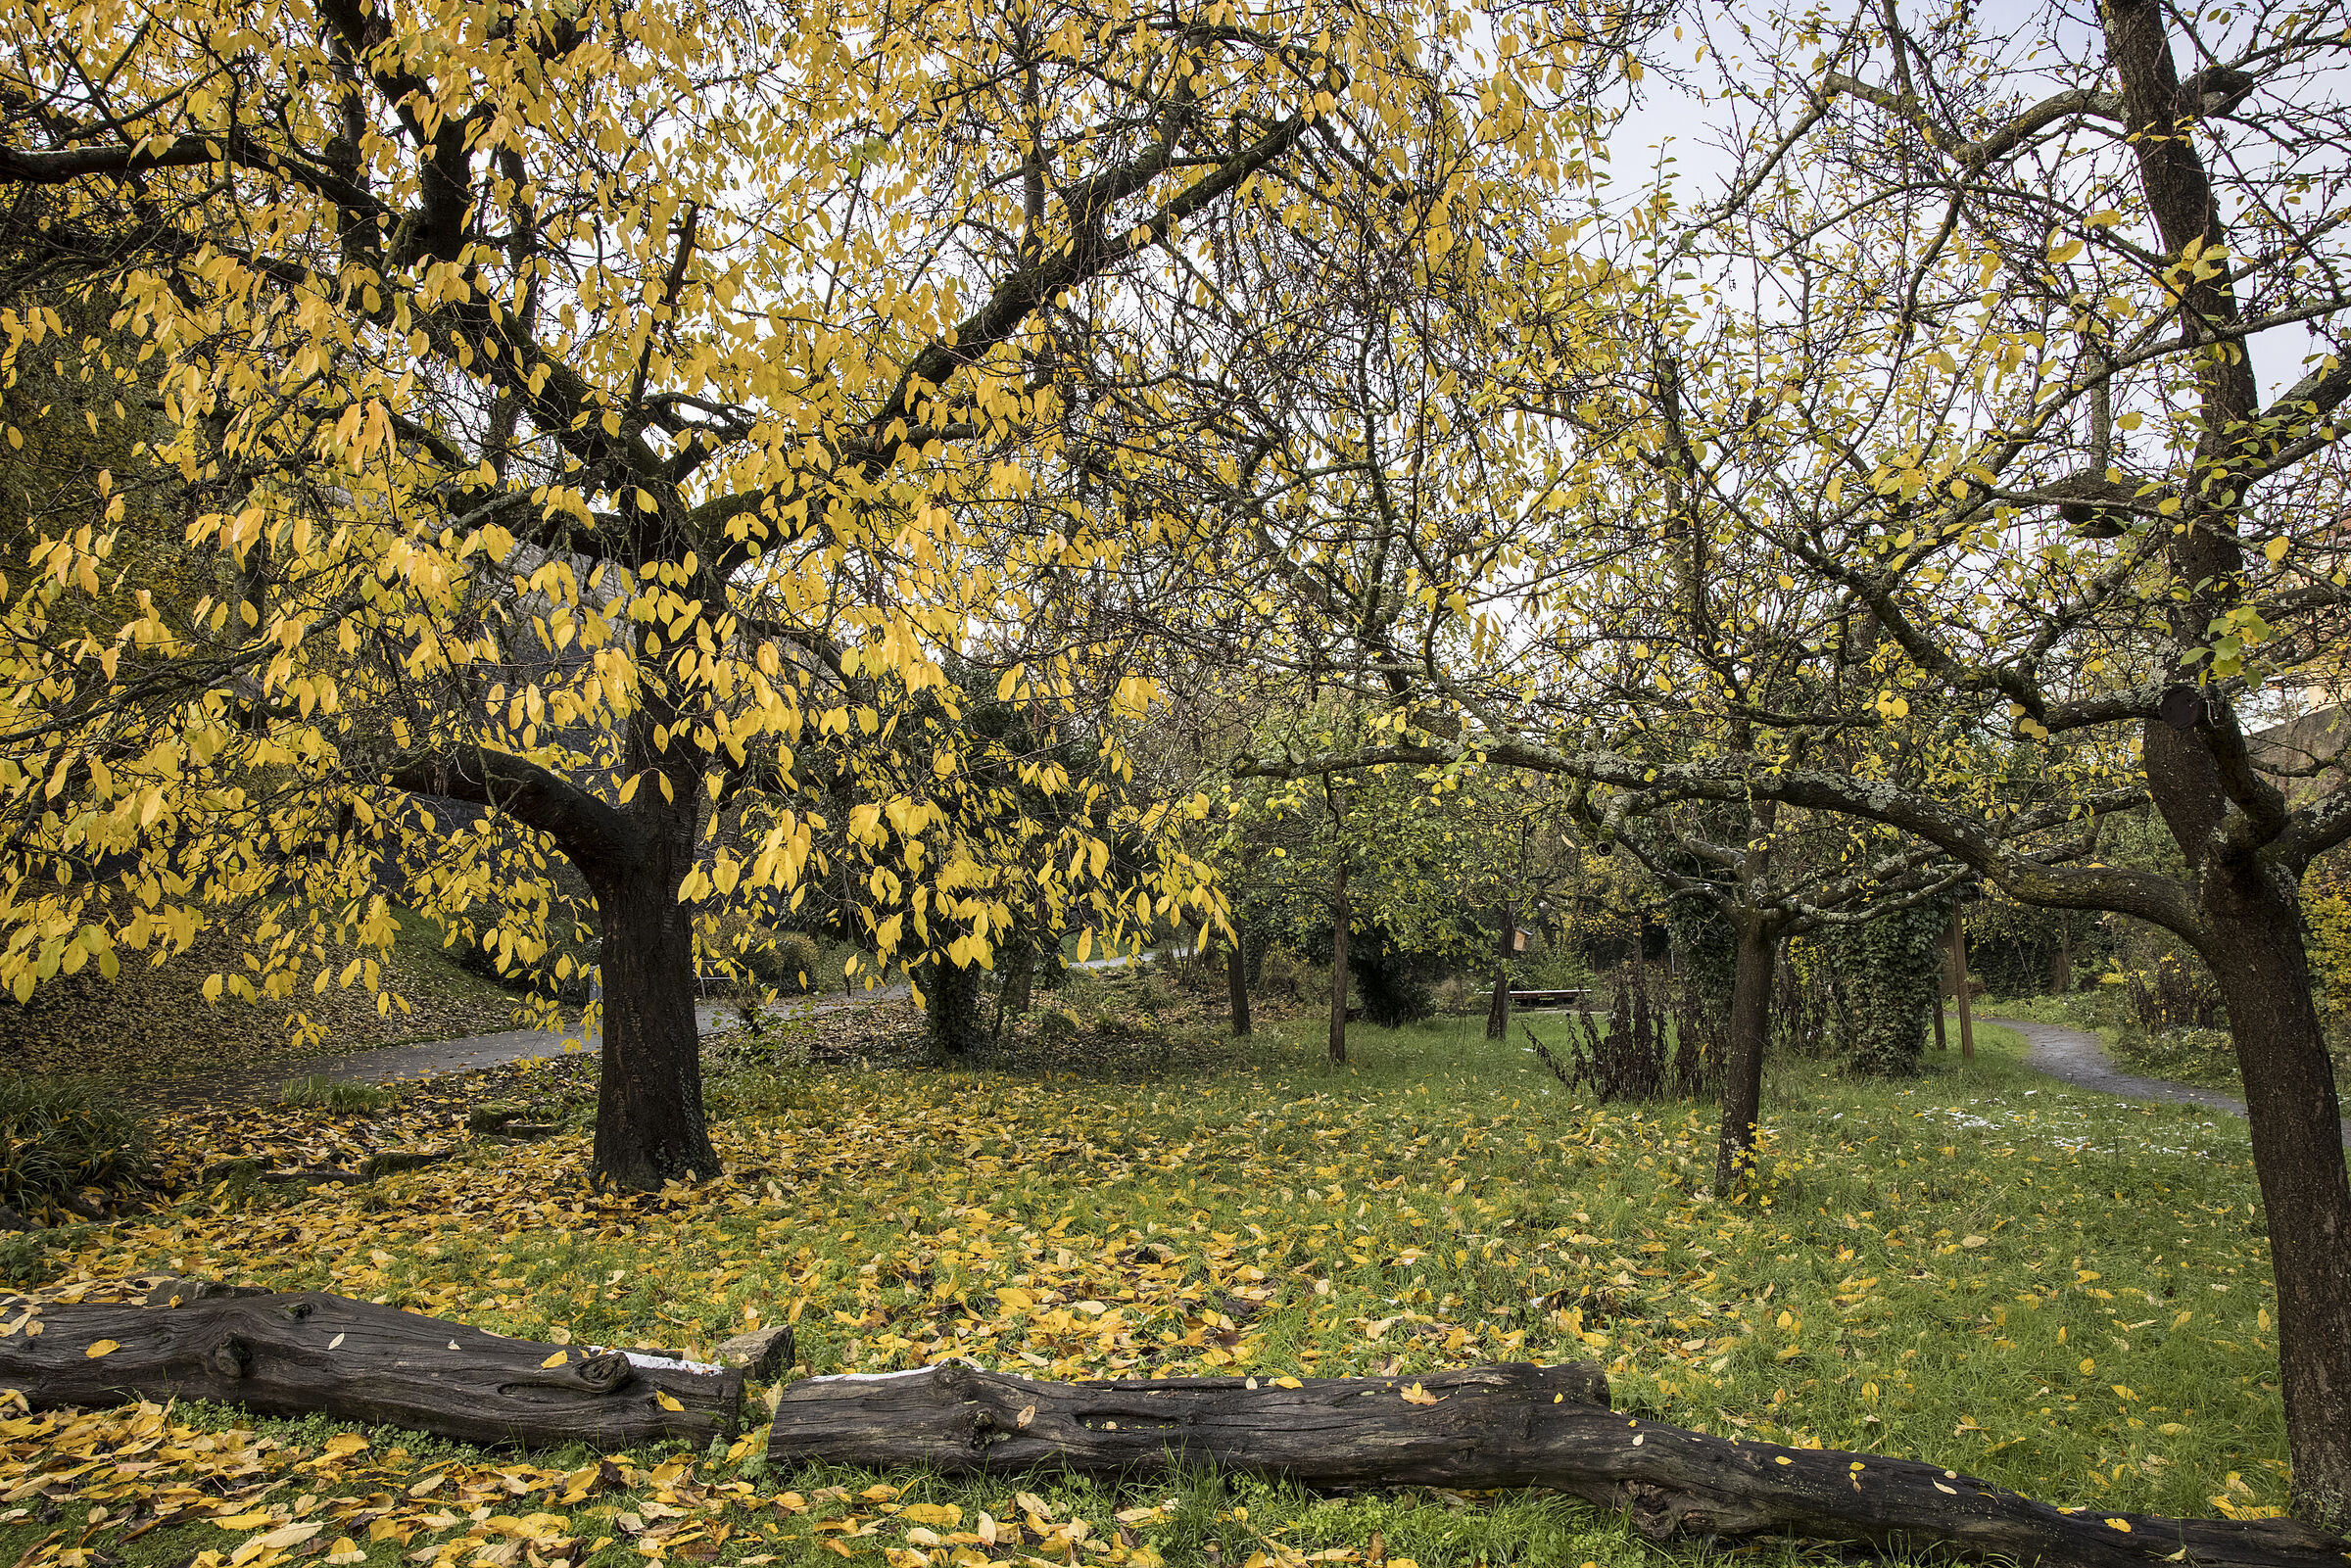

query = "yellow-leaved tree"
[0,0,1552,1186]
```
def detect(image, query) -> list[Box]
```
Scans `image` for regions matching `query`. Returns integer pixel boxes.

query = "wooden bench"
[1508,988,1592,1010]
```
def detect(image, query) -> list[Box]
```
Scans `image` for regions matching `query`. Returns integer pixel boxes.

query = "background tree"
[1238,0,2351,1524]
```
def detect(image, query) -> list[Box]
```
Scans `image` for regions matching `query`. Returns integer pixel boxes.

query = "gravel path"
[1992,1014,2351,1148]
[155,983,910,1109]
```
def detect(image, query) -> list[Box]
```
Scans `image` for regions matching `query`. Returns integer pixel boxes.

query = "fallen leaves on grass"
[5,1012,2301,1526]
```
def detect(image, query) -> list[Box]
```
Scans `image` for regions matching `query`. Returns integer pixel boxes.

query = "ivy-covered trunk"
[1828,900,1949,1075]
[920,957,987,1060]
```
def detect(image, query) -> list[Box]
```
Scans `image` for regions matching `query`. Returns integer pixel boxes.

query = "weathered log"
[0,1289,741,1449]
[767,1361,2348,1568]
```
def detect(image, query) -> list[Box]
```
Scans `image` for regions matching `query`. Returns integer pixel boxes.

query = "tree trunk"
[2203,857,2351,1530]
[996,942,1035,1037]
[1949,909,1975,1063]
[764,1361,2348,1568]
[2093,2,2351,1521]
[1713,914,1776,1194]
[1226,936,1252,1037]
[1485,909,1513,1041]
[589,783,719,1191]
[1327,855,1350,1066]
[2051,929,2075,995]
[1934,987,1947,1051]
[919,958,986,1060]
[0,1286,742,1449]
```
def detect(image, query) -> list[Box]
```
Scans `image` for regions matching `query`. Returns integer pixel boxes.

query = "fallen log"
[0,1288,741,1449]
[768,1361,2349,1568]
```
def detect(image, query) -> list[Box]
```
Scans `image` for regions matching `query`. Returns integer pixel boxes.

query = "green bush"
[737,929,823,996]
[773,931,823,994]
[1034,1007,1085,1045]
[0,1076,152,1213]
[1255,946,1314,1005]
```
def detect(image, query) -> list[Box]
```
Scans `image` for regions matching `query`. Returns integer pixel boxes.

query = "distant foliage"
[2128,954,2225,1034]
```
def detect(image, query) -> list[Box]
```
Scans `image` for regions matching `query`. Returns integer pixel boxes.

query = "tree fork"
[767,1362,2348,1568]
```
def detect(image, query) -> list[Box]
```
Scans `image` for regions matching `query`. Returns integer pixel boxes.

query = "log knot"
[211,1338,253,1379]
[574,1353,634,1394]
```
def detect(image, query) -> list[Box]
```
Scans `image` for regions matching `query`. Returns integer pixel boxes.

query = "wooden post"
[1950,908,1975,1063]
[1933,985,1947,1051]
[1226,937,1252,1038]
[1328,854,1350,1066]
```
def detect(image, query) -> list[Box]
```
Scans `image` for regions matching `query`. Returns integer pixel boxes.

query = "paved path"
[163,984,910,1108]
[1991,1015,2351,1148]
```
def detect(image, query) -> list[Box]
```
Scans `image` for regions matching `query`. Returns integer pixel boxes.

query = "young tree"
[0,0,1497,1186]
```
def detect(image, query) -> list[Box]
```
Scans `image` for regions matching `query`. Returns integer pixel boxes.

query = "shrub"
[1531,960,1710,1102]
[738,930,822,996]
[1254,946,1313,1005]
[1347,934,1437,1028]
[0,1076,152,1213]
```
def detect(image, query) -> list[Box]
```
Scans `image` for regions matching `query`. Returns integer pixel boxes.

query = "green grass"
[13,999,2309,1568]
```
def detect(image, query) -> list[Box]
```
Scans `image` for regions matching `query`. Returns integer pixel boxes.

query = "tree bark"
[2098,1,2351,1525]
[997,942,1036,1036]
[586,781,719,1191]
[765,1361,2348,1568]
[1949,909,1975,1063]
[1226,936,1252,1038]
[1713,914,1776,1194]
[1485,909,1513,1041]
[918,958,987,1060]
[0,1287,742,1449]
[1327,854,1350,1065]
[2202,855,2351,1531]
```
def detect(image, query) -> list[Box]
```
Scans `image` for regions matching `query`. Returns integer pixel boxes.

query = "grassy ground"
[0,911,536,1085]
[0,1000,2304,1568]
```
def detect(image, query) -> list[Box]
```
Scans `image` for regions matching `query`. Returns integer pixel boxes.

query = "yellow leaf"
[1400,1383,1443,1406]
[215,1513,277,1530]
[543,1350,570,1367]
[655,1390,685,1411]
[897,1504,961,1527]
[85,1339,120,1358]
